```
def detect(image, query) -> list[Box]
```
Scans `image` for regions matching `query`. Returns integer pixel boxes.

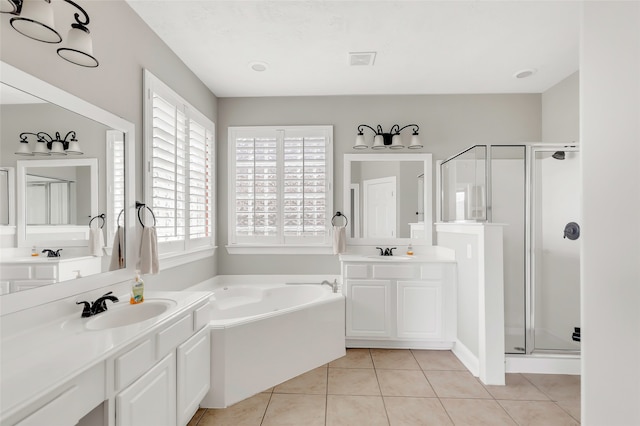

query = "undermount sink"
[85,299,177,330]
[366,255,414,260]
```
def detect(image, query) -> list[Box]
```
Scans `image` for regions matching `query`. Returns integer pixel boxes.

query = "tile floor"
[188,349,580,426]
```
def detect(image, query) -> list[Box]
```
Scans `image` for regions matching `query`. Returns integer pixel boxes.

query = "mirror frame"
[17,158,99,247]
[0,167,15,228]
[343,153,433,246]
[0,61,136,315]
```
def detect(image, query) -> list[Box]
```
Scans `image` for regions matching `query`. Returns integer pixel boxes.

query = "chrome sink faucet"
[42,249,62,257]
[76,291,119,317]
[321,279,339,293]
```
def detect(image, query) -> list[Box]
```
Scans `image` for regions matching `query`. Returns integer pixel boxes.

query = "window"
[228,126,333,253]
[106,129,125,244]
[144,71,215,257]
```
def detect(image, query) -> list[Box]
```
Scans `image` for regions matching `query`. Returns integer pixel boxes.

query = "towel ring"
[136,202,156,228]
[331,211,348,226]
[116,209,124,228]
[89,214,105,229]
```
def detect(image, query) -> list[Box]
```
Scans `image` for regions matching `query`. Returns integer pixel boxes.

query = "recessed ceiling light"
[249,61,268,72]
[514,68,537,79]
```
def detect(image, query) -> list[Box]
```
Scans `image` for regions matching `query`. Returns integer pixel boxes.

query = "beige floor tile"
[370,349,420,370]
[261,387,274,393]
[376,369,436,397]
[326,395,389,426]
[384,396,453,426]
[261,393,326,426]
[411,350,467,371]
[198,393,270,426]
[328,367,381,395]
[522,374,581,402]
[499,400,580,426]
[329,348,374,368]
[556,398,581,422]
[273,367,328,394]
[484,373,550,401]
[425,371,492,399]
[441,398,517,426]
[186,407,206,426]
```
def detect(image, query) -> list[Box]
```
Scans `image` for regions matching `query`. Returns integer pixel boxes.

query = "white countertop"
[339,254,456,263]
[0,255,98,264]
[0,290,211,421]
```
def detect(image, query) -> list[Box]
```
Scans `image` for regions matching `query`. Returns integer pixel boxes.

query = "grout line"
[259,391,274,426]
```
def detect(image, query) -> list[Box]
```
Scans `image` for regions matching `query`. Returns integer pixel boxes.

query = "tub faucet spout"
[321,279,338,293]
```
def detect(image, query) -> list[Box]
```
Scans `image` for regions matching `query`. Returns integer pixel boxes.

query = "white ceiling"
[127,1,580,98]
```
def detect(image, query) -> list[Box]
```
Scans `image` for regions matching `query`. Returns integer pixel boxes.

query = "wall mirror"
[343,153,433,246]
[0,167,15,227]
[0,61,135,314]
[17,158,98,246]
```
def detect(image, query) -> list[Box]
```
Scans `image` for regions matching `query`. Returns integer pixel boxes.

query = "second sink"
[85,299,177,330]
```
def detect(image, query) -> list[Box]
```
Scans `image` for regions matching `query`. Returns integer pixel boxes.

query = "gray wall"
[542,71,579,143]
[218,94,541,275]
[0,1,218,286]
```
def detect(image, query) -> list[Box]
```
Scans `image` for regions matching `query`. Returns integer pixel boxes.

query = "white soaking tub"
[187,281,345,408]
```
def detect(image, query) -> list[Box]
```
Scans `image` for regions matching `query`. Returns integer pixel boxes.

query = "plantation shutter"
[188,118,214,245]
[229,126,332,247]
[151,93,186,244]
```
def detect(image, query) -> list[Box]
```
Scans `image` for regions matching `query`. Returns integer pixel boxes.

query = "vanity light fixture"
[3,0,99,68]
[354,124,422,150]
[15,131,83,156]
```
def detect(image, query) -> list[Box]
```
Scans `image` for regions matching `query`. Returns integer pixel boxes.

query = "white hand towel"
[89,227,104,257]
[333,225,346,255]
[109,227,125,271]
[137,226,159,275]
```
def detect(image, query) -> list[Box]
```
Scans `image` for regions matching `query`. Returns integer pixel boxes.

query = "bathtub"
[190,281,345,408]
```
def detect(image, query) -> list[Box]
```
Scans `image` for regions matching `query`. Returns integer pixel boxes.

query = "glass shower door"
[530,148,581,352]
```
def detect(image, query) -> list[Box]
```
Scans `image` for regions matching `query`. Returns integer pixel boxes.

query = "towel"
[137,226,159,275]
[333,225,346,255]
[109,226,125,271]
[88,227,104,257]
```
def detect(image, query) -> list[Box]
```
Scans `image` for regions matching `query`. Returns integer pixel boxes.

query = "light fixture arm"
[357,124,378,135]
[33,131,77,150]
[393,124,420,135]
[63,0,91,32]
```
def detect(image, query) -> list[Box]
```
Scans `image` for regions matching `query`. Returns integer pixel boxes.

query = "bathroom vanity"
[0,290,211,426]
[340,254,456,349]
[0,256,101,294]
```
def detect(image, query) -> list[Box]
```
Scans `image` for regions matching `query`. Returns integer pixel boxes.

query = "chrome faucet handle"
[389,247,397,256]
[376,247,384,256]
[90,291,119,315]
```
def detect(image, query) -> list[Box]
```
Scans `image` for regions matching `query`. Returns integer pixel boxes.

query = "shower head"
[552,151,565,160]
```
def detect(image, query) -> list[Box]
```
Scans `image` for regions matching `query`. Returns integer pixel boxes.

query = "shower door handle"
[563,222,580,240]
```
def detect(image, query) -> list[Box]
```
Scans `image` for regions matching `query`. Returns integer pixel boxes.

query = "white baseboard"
[346,339,454,350]
[452,339,479,377]
[506,353,581,375]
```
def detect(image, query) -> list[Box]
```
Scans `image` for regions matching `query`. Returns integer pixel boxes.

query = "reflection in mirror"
[344,153,433,245]
[0,72,128,295]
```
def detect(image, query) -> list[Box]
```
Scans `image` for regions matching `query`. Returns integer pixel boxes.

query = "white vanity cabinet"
[341,257,456,349]
[0,257,101,293]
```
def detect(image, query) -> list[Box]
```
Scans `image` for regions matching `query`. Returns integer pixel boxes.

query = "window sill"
[159,246,216,270]
[225,245,334,255]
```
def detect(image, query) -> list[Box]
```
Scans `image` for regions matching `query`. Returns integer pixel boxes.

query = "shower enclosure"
[440,144,580,355]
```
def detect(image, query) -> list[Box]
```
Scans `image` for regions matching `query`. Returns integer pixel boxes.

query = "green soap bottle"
[130,271,145,304]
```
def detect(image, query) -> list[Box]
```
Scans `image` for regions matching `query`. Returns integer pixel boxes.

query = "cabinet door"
[346,280,391,337]
[177,327,210,426]
[397,280,442,339]
[116,352,176,426]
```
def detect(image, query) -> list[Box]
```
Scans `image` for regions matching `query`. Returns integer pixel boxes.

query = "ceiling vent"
[349,52,376,66]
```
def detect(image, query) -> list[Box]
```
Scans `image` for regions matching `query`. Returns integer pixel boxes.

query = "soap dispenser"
[406,242,414,256]
[130,271,145,304]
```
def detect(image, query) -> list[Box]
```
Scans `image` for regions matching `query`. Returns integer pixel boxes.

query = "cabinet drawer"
[157,314,192,358]
[2,265,31,280]
[34,265,56,279]
[345,264,368,279]
[372,264,419,279]
[421,264,444,280]
[114,338,154,391]
[17,362,105,426]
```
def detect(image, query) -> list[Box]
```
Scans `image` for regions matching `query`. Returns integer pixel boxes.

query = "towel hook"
[116,208,124,228]
[331,211,348,227]
[136,202,156,228]
[89,213,105,229]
